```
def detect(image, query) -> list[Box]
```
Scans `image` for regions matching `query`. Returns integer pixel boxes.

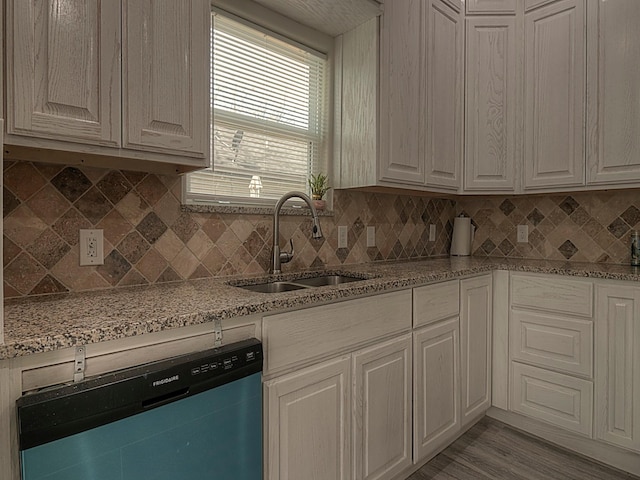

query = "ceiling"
[253,0,382,36]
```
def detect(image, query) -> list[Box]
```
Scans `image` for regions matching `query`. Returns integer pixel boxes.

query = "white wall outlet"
[366,226,376,247]
[79,229,104,265]
[338,225,348,249]
[517,225,529,243]
[429,224,436,242]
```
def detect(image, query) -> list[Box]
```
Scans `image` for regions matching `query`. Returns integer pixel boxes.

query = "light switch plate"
[338,226,348,249]
[366,226,375,247]
[429,224,436,242]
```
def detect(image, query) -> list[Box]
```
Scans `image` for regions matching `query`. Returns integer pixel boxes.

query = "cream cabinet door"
[7,0,121,145]
[123,0,209,159]
[423,0,463,191]
[586,0,640,186]
[511,362,593,436]
[523,0,585,190]
[595,284,640,452]
[466,0,516,14]
[413,317,460,463]
[353,334,412,480]
[379,0,425,185]
[460,275,492,425]
[265,356,351,480]
[464,17,517,192]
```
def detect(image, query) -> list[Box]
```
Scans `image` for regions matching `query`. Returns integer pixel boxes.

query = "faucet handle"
[279,238,294,264]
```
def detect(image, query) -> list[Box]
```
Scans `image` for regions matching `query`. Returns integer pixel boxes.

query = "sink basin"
[238,282,308,293]
[293,275,365,287]
[230,273,369,293]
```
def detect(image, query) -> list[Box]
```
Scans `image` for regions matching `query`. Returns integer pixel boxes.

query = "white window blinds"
[186,13,329,205]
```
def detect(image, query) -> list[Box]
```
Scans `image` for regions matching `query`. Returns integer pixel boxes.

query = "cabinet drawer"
[510,310,593,377]
[511,363,593,436]
[263,290,412,375]
[413,280,460,327]
[511,274,593,317]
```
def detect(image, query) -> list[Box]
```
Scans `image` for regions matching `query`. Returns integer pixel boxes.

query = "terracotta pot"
[313,199,326,210]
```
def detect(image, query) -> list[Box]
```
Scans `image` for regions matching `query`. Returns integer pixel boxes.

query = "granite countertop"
[2,257,640,360]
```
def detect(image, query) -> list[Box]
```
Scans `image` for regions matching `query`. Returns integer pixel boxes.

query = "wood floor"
[407,417,640,480]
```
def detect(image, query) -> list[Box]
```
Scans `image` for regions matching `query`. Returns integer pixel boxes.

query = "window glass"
[186,13,329,206]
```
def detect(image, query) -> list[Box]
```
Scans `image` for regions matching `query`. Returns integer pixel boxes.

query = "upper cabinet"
[586,0,640,186]
[523,0,585,190]
[379,0,425,185]
[123,1,209,158]
[464,16,518,192]
[340,0,463,192]
[7,1,121,146]
[466,0,516,15]
[423,0,463,190]
[5,0,210,174]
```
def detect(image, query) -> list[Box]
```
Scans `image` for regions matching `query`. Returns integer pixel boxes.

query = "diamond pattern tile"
[9,159,640,299]
[458,189,640,264]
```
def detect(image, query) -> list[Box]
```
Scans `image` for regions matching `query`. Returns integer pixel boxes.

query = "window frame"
[183,6,334,209]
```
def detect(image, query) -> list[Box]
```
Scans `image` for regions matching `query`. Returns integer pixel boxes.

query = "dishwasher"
[17,338,263,480]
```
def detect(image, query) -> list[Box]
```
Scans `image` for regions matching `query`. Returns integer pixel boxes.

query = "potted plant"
[308,173,330,210]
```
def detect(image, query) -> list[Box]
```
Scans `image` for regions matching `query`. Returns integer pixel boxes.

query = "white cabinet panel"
[511,310,593,377]
[264,290,411,375]
[7,0,120,145]
[595,284,640,452]
[265,356,351,480]
[379,0,425,185]
[586,0,640,185]
[413,280,460,327]
[466,0,516,14]
[511,273,593,317]
[464,17,517,192]
[511,362,593,437]
[413,318,460,462]
[524,0,585,189]
[423,0,463,190]
[353,335,412,480]
[123,0,209,157]
[492,270,510,410]
[460,275,492,425]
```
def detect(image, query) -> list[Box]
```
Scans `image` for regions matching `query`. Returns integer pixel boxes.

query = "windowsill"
[182,203,334,216]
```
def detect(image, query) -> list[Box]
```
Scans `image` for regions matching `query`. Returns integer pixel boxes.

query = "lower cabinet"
[353,335,413,480]
[413,317,460,462]
[595,284,640,452]
[265,334,412,480]
[494,272,640,474]
[265,356,352,480]
[460,275,493,426]
[510,362,594,436]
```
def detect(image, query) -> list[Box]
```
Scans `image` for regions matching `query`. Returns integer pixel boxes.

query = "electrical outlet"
[338,226,348,249]
[429,224,436,242]
[366,226,376,247]
[517,225,529,243]
[79,229,104,265]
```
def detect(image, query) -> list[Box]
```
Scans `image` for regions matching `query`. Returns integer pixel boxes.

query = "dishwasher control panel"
[190,344,262,376]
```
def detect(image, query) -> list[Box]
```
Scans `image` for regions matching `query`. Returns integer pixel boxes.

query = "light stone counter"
[2,257,640,360]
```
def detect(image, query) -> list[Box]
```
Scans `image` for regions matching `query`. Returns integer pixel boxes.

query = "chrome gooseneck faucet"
[271,191,323,274]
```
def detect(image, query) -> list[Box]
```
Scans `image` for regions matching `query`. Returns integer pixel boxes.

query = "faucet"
[272,191,323,274]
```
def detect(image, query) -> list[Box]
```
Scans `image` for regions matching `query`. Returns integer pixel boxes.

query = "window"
[186,12,329,206]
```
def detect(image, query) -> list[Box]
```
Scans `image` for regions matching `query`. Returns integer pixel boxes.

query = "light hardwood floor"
[408,417,640,480]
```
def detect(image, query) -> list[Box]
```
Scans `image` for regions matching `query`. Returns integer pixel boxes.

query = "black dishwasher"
[17,338,263,480]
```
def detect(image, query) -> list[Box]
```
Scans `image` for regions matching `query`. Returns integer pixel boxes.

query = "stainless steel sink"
[293,275,364,287]
[238,281,308,293]
[229,274,368,293]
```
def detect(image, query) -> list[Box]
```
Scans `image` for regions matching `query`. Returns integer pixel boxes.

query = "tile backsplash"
[5,160,640,298]
[457,190,640,264]
[3,161,454,298]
